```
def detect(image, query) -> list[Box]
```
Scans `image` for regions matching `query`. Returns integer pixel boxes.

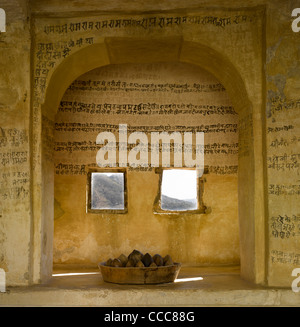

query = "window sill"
[153,205,208,216]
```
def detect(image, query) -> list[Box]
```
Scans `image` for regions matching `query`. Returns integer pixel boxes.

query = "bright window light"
[91,172,125,210]
[174,276,203,283]
[52,272,99,277]
[161,169,198,211]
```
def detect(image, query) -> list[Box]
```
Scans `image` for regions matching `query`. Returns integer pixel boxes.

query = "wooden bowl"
[98,262,181,284]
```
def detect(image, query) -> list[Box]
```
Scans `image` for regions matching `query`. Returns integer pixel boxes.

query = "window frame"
[86,168,128,214]
[153,167,206,215]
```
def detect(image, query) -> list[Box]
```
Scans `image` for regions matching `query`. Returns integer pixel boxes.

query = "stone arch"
[42,42,110,119]
[33,37,265,285]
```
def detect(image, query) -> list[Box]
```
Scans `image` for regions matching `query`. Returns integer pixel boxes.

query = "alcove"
[33,39,265,286]
[52,61,240,268]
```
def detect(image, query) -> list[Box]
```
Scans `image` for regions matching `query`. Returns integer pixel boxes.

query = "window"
[161,169,198,211]
[87,169,127,213]
[154,168,206,214]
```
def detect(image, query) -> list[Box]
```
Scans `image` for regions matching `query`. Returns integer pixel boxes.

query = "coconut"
[135,260,145,267]
[141,253,153,267]
[106,258,113,266]
[112,258,123,267]
[125,258,136,267]
[163,254,173,266]
[118,254,128,267]
[153,254,164,266]
[128,249,143,264]
[149,262,157,268]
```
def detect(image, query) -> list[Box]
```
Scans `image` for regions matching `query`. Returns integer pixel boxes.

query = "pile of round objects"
[105,249,174,268]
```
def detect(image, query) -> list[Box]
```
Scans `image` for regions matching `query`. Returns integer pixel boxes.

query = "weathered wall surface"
[0,0,31,285]
[265,0,300,287]
[0,0,298,288]
[53,62,239,266]
[32,5,263,284]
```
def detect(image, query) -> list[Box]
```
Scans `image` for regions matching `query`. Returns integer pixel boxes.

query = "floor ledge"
[0,266,299,306]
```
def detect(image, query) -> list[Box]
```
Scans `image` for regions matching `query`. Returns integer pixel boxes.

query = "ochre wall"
[34,6,263,285]
[0,0,31,286]
[265,0,300,287]
[0,0,299,288]
[53,62,239,266]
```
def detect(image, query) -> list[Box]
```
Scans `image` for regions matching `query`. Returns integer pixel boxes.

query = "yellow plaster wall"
[52,62,240,266]
[34,7,262,284]
[0,0,299,288]
[0,0,31,286]
[265,0,300,287]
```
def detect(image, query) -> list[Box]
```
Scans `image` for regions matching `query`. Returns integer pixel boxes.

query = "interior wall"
[265,0,300,287]
[0,0,298,288]
[53,62,239,266]
[0,1,274,286]
[0,0,31,286]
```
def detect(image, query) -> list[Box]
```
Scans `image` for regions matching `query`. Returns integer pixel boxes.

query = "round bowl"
[98,262,181,284]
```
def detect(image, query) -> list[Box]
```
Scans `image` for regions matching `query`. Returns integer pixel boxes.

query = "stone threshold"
[0,266,298,306]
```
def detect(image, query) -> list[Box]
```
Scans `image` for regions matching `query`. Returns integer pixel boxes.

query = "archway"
[32,38,266,285]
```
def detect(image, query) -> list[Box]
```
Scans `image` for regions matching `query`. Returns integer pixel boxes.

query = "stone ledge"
[0,266,299,306]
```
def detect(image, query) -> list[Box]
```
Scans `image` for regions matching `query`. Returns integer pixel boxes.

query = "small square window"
[161,169,198,211]
[87,169,127,213]
[154,168,205,214]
